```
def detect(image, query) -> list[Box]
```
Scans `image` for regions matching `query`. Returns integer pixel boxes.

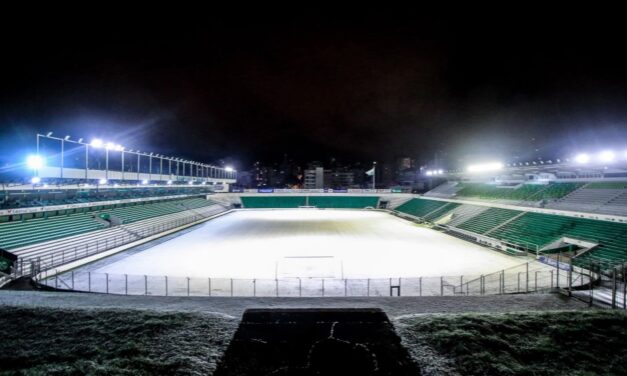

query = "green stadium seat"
[241,196,307,208]
[455,183,581,201]
[307,196,379,208]
[0,197,215,250]
[395,198,455,219]
[456,208,521,234]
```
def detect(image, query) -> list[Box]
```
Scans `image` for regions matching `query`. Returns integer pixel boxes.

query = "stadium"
[2,10,627,376]
[1,134,626,374]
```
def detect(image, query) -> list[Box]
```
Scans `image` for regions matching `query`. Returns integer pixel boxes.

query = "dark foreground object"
[214,308,420,376]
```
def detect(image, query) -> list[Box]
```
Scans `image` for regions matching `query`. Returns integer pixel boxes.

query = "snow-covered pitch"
[83,209,526,279]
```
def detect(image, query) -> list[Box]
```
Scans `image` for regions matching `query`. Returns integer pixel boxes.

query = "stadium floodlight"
[114,144,124,151]
[43,183,48,188]
[188,181,194,185]
[99,178,107,185]
[30,176,41,184]
[64,135,71,140]
[599,150,615,163]
[26,155,45,169]
[425,171,432,176]
[46,132,53,137]
[225,166,234,172]
[106,142,116,150]
[78,138,83,143]
[91,138,103,148]
[437,169,443,174]
[467,162,503,173]
[167,180,173,185]
[574,153,590,164]
[113,183,119,187]
[142,179,148,185]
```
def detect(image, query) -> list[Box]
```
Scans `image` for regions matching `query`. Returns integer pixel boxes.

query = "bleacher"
[307,196,379,209]
[597,192,627,216]
[440,204,627,267]
[442,204,490,227]
[11,200,229,275]
[455,183,580,202]
[488,212,627,267]
[240,196,381,209]
[535,183,583,200]
[547,187,625,213]
[0,186,214,210]
[241,196,306,208]
[455,207,521,235]
[423,182,462,198]
[96,198,216,224]
[0,197,216,250]
[0,213,106,250]
[586,181,627,189]
[422,202,461,222]
[395,198,451,219]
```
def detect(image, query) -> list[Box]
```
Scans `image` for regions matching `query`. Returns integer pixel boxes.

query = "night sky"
[1,7,627,170]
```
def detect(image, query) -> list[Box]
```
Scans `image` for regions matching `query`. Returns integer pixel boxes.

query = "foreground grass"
[0,306,237,375]
[396,310,627,376]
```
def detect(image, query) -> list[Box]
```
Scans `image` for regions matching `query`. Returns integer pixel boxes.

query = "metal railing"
[17,212,214,277]
[33,239,627,308]
[39,260,591,298]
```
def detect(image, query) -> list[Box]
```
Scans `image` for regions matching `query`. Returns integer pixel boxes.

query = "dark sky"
[1,7,627,169]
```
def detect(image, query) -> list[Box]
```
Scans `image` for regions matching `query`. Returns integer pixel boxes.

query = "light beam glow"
[599,150,615,163]
[26,155,45,169]
[574,153,590,164]
[467,162,503,173]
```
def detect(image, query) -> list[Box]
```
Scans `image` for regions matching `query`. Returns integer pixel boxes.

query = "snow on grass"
[0,306,238,375]
[86,209,528,279]
[394,310,627,376]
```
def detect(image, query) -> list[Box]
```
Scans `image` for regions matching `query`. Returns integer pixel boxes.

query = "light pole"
[85,143,89,180]
[105,144,109,180]
[372,161,377,190]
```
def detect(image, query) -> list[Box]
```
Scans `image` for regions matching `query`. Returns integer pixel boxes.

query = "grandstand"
[547,184,627,215]
[1,140,626,310]
[389,194,627,268]
[0,185,215,210]
[454,182,582,204]
[240,195,379,209]
[395,198,450,219]
[0,194,229,275]
[240,196,306,208]
[455,207,522,235]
